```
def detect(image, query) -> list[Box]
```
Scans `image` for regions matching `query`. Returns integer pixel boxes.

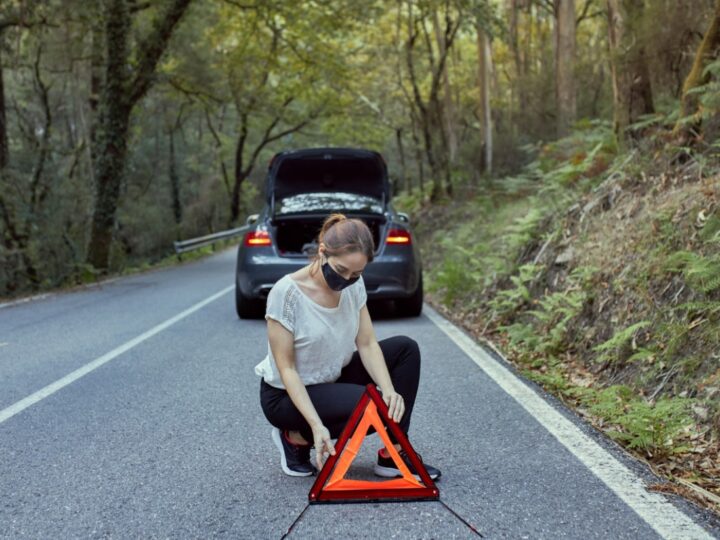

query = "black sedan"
[234,147,423,318]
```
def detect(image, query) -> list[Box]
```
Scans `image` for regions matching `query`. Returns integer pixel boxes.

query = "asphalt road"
[1,247,719,539]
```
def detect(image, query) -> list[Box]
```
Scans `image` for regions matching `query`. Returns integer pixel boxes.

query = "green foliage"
[698,214,720,244]
[673,300,720,317]
[503,321,542,355]
[610,399,693,458]
[524,289,587,354]
[504,208,546,253]
[568,264,601,289]
[429,243,481,305]
[486,263,539,318]
[592,320,652,364]
[679,59,720,126]
[74,263,103,285]
[498,264,596,355]
[392,191,426,216]
[521,354,576,395]
[582,386,693,459]
[663,251,720,293]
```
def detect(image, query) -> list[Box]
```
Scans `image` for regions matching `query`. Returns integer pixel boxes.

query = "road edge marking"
[423,304,713,540]
[0,285,234,425]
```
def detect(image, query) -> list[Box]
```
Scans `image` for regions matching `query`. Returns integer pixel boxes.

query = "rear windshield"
[275,192,383,215]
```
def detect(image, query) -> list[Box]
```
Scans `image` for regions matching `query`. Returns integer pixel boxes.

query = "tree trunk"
[432,10,457,163]
[0,45,7,169]
[86,0,132,270]
[406,19,441,200]
[89,11,104,166]
[673,0,720,139]
[86,0,193,270]
[169,129,182,225]
[395,128,408,194]
[606,0,655,147]
[410,113,425,195]
[518,0,531,112]
[606,0,628,146]
[555,0,576,138]
[476,22,493,175]
[231,125,246,226]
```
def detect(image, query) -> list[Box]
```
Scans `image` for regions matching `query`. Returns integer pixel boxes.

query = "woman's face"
[319,246,368,281]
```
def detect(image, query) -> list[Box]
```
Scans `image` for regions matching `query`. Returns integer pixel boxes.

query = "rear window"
[276,192,383,215]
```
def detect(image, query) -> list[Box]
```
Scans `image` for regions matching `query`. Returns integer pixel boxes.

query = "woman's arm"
[267,319,335,468]
[354,305,405,423]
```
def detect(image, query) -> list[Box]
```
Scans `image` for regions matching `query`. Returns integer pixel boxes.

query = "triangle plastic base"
[308,384,439,504]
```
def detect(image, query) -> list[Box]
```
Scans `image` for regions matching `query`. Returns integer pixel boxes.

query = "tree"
[404,0,463,201]
[555,0,576,137]
[86,0,193,271]
[606,0,654,147]
[476,18,492,174]
[673,0,720,141]
[203,2,358,225]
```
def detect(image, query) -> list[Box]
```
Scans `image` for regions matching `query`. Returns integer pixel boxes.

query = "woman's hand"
[382,389,405,423]
[312,423,336,470]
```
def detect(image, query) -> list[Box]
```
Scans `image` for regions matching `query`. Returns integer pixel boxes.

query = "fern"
[487,263,540,317]
[627,113,668,131]
[611,398,693,459]
[568,265,600,288]
[500,321,541,351]
[593,320,651,364]
[664,250,720,293]
[582,386,693,459]
[505,208,545,252]
[525,289,586,353]
[673,300,720,316]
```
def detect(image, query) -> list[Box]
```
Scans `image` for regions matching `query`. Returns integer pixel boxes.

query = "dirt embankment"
[413,155,720,514]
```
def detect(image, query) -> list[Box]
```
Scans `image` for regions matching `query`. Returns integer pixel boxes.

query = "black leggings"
[259,335,421,445]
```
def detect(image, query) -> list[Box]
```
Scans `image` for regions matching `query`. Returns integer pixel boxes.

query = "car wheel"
[396,273,423,317]
[235,284,264,319]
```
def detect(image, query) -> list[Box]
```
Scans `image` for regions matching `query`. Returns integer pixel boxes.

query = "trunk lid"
[266,148,390,213]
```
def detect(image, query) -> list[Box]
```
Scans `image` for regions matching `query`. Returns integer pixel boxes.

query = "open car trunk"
[266,148,391,211]
[273,214,386,257]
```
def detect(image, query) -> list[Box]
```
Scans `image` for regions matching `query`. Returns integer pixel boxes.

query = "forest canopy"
[0,0,718,296]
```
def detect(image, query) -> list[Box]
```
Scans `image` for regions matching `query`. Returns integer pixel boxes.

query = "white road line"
[0,285,234,425]
[423,304,713,540]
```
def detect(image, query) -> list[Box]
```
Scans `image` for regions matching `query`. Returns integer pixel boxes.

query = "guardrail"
[173,225,249,254]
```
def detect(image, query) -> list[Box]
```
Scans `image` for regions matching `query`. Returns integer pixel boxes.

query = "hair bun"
[320,213,347,237]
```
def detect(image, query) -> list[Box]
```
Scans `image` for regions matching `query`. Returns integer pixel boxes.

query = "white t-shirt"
[254,273,368,389]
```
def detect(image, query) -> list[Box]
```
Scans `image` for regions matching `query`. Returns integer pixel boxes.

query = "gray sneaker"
[271,428,315,477]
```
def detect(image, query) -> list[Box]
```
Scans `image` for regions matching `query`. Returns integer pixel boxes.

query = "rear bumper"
[236,247,420,300]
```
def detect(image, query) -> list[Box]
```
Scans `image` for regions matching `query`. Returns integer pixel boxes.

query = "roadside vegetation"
[401,113,720,513]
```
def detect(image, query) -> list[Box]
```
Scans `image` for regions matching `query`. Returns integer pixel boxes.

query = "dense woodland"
[0,0,716,296]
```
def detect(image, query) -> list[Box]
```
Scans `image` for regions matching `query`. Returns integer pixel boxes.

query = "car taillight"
[244,230,271,246]
[386,228,411,244]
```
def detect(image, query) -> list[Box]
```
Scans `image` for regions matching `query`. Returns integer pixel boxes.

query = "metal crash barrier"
[173,215,259,255]
[173,225,249,255]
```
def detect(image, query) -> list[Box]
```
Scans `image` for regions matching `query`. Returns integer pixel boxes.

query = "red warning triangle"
[309,384,439,504]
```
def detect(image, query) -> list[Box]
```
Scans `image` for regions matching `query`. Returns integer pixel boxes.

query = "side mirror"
[397,212,410,224]
[246,214,259,226]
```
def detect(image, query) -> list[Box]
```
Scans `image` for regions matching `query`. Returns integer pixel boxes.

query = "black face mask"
[322,256,359,291]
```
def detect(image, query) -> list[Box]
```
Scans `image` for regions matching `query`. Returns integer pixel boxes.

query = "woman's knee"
[397,335,420,364]
[381,335,420,369]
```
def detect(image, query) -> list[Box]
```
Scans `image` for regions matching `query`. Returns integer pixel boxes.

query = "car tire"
[235,284,264,319]
[396,273,423,317]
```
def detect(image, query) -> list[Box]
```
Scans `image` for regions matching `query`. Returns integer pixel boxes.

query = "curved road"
[1,247,719,539]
